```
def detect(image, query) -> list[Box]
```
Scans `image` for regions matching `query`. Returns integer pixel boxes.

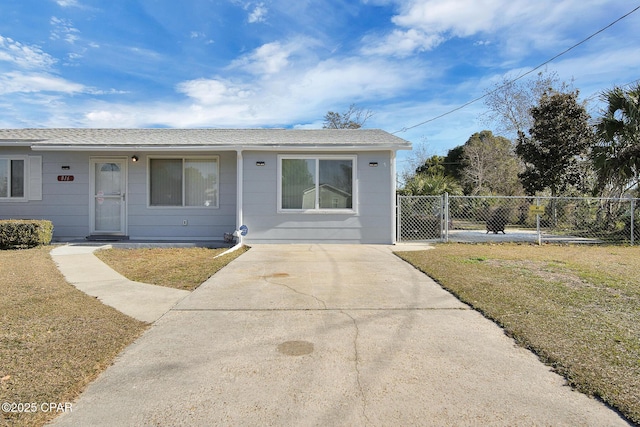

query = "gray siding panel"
[126,151,237,240]
[242,151,394,244]
[0,149,238,241]
[2,145,396,243]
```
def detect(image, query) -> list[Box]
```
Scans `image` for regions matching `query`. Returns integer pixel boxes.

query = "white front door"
[90,158,127,235]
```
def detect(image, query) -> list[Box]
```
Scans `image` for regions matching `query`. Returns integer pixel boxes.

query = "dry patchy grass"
[0,247,148,427]
[396,243,640,425]
[94,246,248,291]
[1,245,247,427]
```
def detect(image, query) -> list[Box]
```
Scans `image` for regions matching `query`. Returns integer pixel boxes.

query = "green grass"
[94,246,248,291]
[396,243,640,425]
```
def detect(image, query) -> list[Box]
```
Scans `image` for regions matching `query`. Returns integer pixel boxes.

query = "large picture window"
[0,158,25,200]
[279,156,355,212]
[149,157,218,207]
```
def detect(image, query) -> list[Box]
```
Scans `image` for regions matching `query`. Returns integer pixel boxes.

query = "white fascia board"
[31,145,239,152]
[31,144,411,152]
[237,144,411,152]
[0,141,38,147]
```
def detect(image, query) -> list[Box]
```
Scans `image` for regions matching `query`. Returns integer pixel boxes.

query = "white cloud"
[190,31,215,45]
[176,78,253,105]
[363,0,612,57]
[362,28,443,57]
[56,0,80,6]
[82,53,430,128]
[0,71,85,95]
[248,3,267,23]
[230,41,297,75]
[0,36,57,69]
[50,16,80,44]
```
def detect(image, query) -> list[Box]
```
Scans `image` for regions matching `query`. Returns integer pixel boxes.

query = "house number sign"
[57,175,75,182]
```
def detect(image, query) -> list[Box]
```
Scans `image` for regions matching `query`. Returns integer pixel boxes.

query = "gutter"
[28,144,411,152]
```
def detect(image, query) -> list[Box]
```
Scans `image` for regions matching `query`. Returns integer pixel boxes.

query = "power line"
[392,4,640,135]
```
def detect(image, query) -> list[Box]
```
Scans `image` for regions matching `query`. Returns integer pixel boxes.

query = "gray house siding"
[241,151,394,244]
[125,151,237,240]
[1,128,409,244]
[0,149,237,241]
[0,149,90,238]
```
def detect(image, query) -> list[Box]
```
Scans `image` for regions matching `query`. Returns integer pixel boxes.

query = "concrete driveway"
[51,244,629,426]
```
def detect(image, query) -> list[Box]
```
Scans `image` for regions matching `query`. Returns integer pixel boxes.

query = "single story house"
[0,128,411,244]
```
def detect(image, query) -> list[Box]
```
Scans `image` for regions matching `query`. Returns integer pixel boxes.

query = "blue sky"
[1,0,639,172]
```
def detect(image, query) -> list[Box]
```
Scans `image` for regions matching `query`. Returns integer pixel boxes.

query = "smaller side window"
[0,158,26,199]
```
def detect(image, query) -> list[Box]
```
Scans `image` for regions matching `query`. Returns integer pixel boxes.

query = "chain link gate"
[397,195,444,241]
[398,194,639,244]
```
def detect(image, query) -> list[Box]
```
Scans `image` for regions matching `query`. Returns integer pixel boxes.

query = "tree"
[516,90,594,197]
[415,155,446,176]
[482,70,571,139]
[460,130,522,195]
[402,173,463,196]
[591,83,640,196]
[442,145,465,182]
[323,104,373,129]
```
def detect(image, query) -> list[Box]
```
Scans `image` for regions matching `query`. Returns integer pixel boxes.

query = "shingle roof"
[0,128,411,149]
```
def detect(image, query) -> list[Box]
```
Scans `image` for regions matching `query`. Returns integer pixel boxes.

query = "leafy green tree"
[402,173,463,196]
[405,153,464,195]
[516,90,594,197]
[415,155,446,176]
[591,83,640,196]
[443,145,465,182]
[461,130,522,195]
[323,104,373,129]
[482,70,571,139]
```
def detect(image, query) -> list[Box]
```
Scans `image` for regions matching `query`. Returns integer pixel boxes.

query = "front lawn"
[396,243,640,425]
[0,247,147,427]
[1,245,246,427]
[94,246,248,291]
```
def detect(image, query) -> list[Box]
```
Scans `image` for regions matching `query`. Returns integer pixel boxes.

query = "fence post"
[631,198,635,246]
[397,195,402,243]
[536,197,542,246]
[443,192,449,243]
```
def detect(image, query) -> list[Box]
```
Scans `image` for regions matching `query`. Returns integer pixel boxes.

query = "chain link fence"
[398,195,640,245]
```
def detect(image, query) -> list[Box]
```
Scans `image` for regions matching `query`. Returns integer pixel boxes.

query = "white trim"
[28,156,42,201]
[277,154,358,214]
[146,155,220,209]
[390,150,397,243]
[0,155,29,202]
[32,145,410,152]
[89,157,128,235]
[236,150,243,244]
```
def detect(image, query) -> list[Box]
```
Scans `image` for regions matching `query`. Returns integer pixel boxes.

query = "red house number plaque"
[57,175,74,182]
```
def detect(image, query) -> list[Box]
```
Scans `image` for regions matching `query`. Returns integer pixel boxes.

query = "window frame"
[277,154,357,214]
[147,155,220,208]
[0,156,28,202]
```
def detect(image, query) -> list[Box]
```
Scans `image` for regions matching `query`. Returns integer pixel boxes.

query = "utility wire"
[392,4,640,135]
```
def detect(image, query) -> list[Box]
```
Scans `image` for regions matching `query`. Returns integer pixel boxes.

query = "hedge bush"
[0,220,53,249]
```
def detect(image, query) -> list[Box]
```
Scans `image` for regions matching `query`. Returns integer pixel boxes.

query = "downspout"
[235,149,244,245]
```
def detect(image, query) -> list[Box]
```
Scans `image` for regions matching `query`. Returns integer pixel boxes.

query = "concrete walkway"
[50,245,190,323]
[50,244,630,426]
